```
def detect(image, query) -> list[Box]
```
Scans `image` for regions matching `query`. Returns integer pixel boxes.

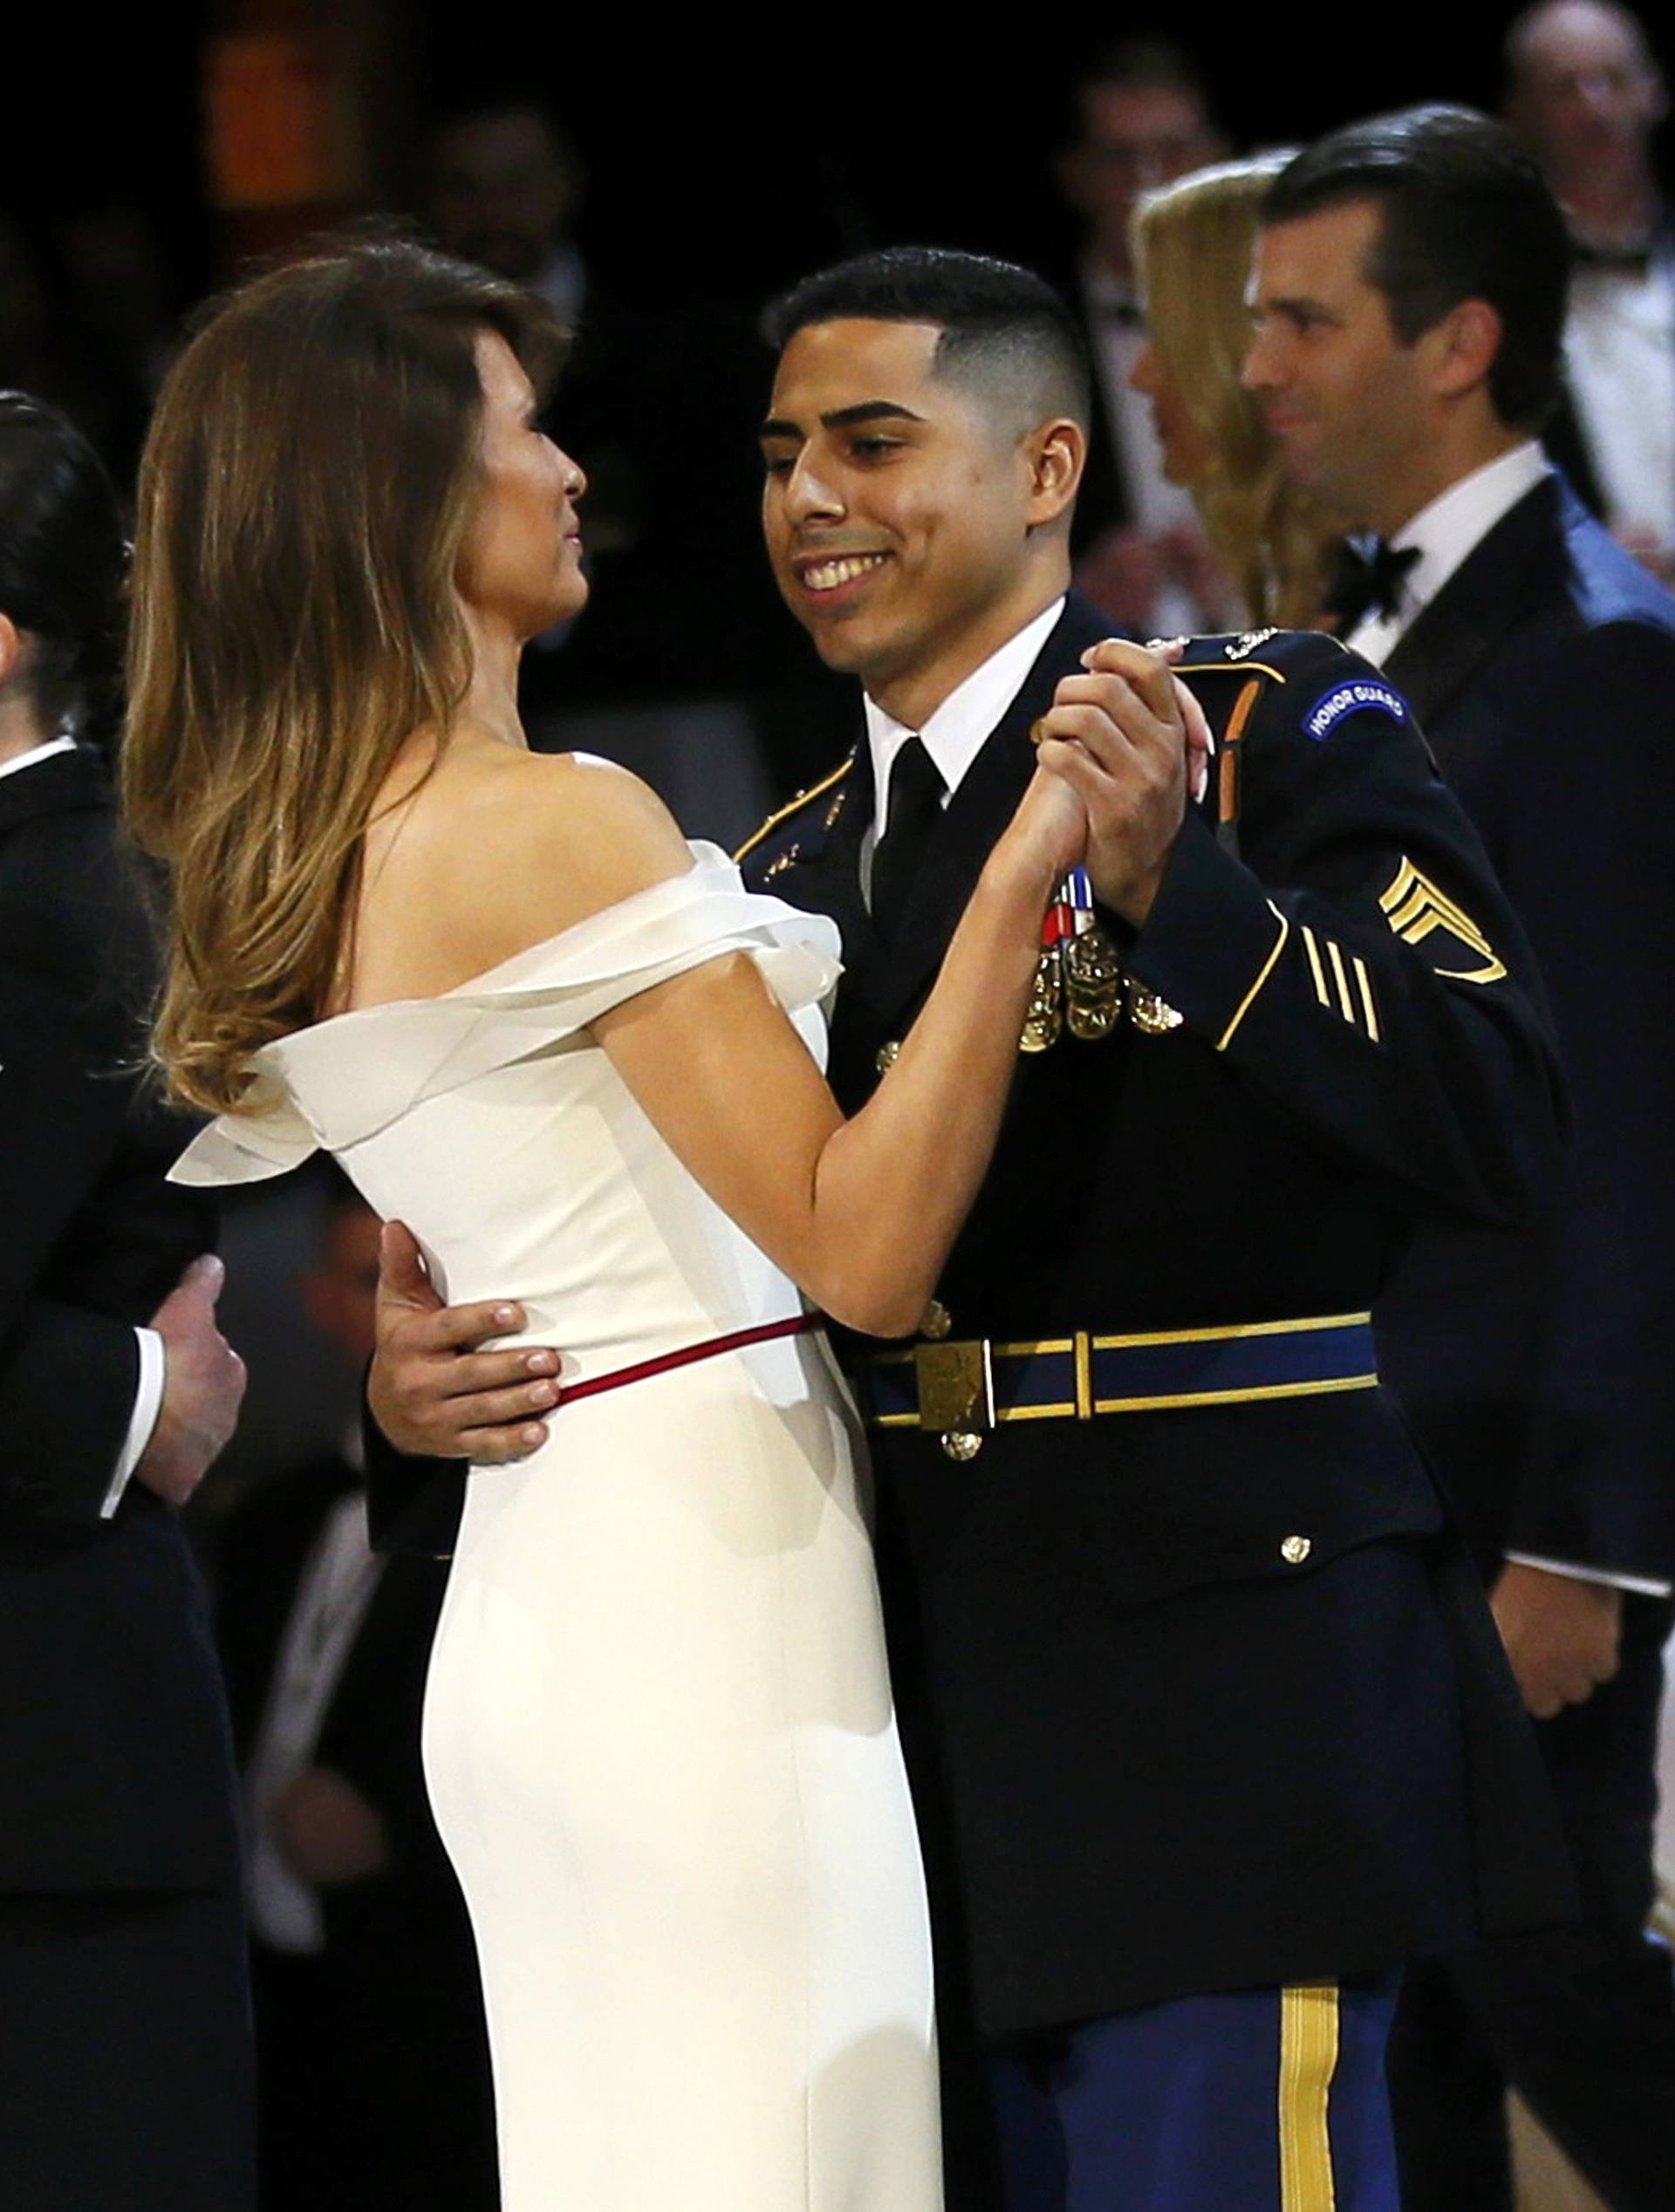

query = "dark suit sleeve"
[1125,638,1566,1232]
[360,1393,463,1560]
[1487,620,1675,1577]
[0,1298,140,1525]
[0,888,147,1528]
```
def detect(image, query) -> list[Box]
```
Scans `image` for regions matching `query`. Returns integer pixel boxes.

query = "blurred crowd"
[4,4,1675,2209]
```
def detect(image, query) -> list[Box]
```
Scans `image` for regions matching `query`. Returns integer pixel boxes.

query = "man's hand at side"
[1032,638,1201,926]
[270,1766,389,1886]
[366,1220,559,1463]
[1490,1559,1623,1719]
[138,1253,247,1506]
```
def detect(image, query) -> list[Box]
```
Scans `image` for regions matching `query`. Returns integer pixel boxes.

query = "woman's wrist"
[973,849,1055,947]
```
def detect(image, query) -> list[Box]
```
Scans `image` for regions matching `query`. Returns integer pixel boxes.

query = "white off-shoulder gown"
[176,845,941,2212]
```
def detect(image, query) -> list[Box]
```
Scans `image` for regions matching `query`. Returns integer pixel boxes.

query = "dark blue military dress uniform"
[734,597,1574,2210]
[367,597,1572,2211]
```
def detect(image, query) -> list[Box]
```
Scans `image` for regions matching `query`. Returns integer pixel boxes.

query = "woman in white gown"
[122,241,1091,2212]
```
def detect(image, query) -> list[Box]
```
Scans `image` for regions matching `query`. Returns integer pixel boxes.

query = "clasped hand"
[1029,638,1208,927]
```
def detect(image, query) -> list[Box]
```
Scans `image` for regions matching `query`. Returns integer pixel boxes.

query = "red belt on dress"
[556,1314,820,1407]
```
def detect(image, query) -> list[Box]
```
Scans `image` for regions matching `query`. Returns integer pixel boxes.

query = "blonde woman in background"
[1128,154,1346,629]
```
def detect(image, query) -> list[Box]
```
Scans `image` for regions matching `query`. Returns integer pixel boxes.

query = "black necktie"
[1323,534,1422,632]
[872,736,944,941]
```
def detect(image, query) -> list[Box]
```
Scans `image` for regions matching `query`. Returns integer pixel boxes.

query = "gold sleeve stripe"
[1218,900,1290,1052]
[1302,925,1330,1007]
[1280,1983,1341,2212]
[733,757,852,864]
[1352,955,1380,1042]
[1324,939,1356,1023]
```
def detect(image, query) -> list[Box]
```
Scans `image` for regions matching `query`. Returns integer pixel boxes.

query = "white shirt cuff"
[1503,1550,1674,1601]
[102,1328,165,1519]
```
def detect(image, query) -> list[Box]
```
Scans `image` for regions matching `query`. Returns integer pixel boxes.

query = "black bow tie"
[1323,535,1422,631]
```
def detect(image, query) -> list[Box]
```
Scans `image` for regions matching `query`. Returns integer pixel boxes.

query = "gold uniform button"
[920,1300,952,1341]
[876,1041,902,1074]
[941,1430,984,1463]
[1280,1534,1312,1566]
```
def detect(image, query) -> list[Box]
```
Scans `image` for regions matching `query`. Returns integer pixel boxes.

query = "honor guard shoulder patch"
[1302,677,1412,742]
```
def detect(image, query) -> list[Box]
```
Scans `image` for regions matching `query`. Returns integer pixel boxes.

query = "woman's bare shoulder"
[350,741,694,1005]
[471,746,693,911]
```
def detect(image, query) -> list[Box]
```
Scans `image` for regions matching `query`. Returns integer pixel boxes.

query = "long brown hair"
[1130,158,1344,628]
[122,236,565,1113]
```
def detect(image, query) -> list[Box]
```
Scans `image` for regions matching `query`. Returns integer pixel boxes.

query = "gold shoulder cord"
[733,757,852,866]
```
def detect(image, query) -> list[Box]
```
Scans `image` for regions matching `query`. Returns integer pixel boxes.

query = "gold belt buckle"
[914,1339,995,1461]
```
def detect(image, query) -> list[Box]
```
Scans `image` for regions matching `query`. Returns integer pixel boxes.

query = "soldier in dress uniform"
[364,249,1572,2212]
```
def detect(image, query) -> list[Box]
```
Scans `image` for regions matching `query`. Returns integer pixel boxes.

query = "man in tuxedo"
[0,723,252,2201]
[1506,0,1675,579]
[1249,103,1675,2210]
[363,246,1572,2209]
[216,1178,497,2212]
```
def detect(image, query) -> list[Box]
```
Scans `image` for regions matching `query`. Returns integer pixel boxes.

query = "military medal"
[1128,984,1184,1034]
[1020,941,1063,1053]
[1045,869,1118,1041]
[1063,925,1125,1039]
[1022,866,1125,1051]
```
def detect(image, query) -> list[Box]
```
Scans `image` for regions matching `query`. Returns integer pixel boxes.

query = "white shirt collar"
[1391,441,1549,620]
[0,733,77,785]
[863,596,1065,838]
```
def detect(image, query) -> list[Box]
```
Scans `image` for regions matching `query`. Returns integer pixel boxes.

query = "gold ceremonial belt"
[858,1313,1379,1462]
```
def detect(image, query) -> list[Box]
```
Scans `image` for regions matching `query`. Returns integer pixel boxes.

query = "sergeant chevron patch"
[1379,859,1508,984]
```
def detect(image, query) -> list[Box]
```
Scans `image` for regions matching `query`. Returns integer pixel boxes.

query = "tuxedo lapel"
[0,745,110,841]
[1384,478,1568,740]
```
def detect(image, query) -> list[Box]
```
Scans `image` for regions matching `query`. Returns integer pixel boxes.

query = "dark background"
[24,10,1668,332]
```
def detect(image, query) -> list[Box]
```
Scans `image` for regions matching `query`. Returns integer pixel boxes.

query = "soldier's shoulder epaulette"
[1174,628,1416,749]
[733,750,856,870]
[1170,626,1353,686]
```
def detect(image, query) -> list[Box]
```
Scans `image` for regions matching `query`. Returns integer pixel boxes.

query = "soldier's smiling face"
[759,318,1067,724]
[1242,198,1439,536]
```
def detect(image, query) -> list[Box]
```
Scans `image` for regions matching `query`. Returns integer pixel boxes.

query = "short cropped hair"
[1264,105,1571,430]
[762,247,1092,430]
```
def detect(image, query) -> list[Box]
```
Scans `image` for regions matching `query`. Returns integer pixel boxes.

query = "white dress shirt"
[1345,441,1552,667]
[1564,254,1675,551]
[0,734,161,1516]
[860,597,1066,901]
[1350,447,1670,1600]
[244,1449,384,1954]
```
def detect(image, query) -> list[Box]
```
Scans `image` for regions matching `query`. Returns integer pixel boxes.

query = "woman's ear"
[0,614,21,689]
